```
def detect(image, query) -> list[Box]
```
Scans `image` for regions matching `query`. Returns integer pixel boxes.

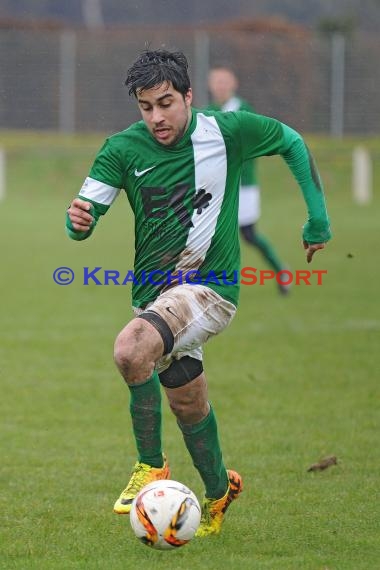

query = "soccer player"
[207,66,290,294]
[66,49,330,537]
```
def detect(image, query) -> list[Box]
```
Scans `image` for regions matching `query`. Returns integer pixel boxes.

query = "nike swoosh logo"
[134,166,156,177]
[166,306,180,320]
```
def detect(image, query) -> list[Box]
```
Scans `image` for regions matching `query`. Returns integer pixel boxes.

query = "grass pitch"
[0,131,379,569]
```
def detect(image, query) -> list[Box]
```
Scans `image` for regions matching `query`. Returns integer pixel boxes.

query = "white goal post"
[352,146,372,205]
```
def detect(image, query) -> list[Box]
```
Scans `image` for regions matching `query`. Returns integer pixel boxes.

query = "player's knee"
[113,325,156,384]
[169,400,208,425]
[169,396,206,424]
[168,389,209,424]
[114,330,131,369]
[168,396,187,418]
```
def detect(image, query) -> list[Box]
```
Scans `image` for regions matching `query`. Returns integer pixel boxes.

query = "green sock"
[178,404,228,499]
[128,371,163,468]
[254,232,284,273]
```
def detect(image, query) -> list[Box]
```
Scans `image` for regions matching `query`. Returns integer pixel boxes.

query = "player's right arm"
[67,198,94,233]
[65,137,123,241]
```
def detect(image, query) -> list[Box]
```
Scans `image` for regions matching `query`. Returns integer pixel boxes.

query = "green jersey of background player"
[66,49,331,538]
[207,66,290,294]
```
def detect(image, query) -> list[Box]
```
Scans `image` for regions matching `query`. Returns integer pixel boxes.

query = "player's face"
[137,82,192,146]
[208,69,238,105]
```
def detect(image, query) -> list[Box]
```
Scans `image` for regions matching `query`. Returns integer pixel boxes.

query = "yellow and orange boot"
[195,470,243,537]
[113,455,170,514]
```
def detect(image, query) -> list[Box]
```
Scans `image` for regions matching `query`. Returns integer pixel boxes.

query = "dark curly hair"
[125,50,191,97]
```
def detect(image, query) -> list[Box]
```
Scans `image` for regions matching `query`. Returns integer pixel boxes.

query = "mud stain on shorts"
[152,291,194,341]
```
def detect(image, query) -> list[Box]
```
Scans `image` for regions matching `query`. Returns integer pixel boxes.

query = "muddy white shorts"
[133,284,236,373]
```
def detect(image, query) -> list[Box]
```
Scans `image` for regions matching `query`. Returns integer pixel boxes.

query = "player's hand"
[67,198,94,231]
[303,241,325,264]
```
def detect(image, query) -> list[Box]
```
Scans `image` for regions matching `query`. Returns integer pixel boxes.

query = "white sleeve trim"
[79,176,120,206]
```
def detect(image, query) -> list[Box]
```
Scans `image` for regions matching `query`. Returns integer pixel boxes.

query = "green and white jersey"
[206,97,257,186]
[66,108,331,308]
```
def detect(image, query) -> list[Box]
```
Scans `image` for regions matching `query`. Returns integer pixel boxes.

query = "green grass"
[0,131,379,569]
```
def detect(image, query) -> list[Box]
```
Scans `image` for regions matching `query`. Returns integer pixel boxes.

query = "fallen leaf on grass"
[307,455,337,472]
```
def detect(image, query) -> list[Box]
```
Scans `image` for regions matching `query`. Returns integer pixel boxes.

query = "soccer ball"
[130,479,201,550]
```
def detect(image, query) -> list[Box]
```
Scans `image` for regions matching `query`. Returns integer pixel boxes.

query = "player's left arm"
[279,123,331,262]
[238,112,331,262]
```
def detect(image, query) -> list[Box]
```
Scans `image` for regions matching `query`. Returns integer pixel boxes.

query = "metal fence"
[0,27,379,135]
